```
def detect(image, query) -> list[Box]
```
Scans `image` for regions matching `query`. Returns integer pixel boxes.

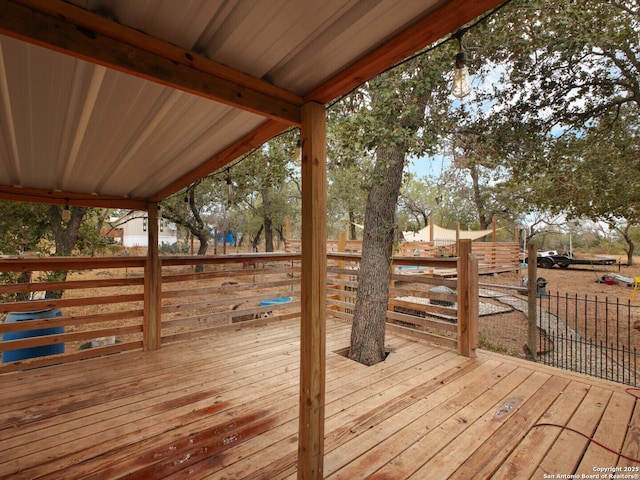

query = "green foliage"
[161,177,221,256]
[159,242,189,254]
[230,130,300,250]
[0,201,51,255]
[429,0,640,260]
[481,0,639,135]
[74,208,112,255]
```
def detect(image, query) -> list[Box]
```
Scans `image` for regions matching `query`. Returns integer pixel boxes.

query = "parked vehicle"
[526,253,616,269]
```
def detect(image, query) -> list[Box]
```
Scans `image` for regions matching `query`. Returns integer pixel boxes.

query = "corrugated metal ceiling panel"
[0,34,265,199]
[0,0,479,203]
[67,0,440,94]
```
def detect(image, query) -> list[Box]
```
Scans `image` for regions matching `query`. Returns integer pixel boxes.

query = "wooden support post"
[527,243,538,360]
[491,215,497,270]
[298,102,326,480]
[144,203,161,351]
[492,215,497,242]
[457,239,478,358]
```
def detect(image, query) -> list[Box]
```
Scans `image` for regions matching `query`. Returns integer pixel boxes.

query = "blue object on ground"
[259,297,293,306]
[2,308,65,363]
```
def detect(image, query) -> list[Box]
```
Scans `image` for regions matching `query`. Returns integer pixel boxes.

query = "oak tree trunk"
[349,144,406,365]
[349,211,358,240]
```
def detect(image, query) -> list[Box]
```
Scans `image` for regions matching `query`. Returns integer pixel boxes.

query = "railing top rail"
[0,253,303,273]
[161,252,301,266]
[0,251,463,272]
[327,252,458,268]
[0,256,146,272]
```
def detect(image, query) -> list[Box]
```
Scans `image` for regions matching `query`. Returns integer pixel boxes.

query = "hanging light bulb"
[62,200,71,222]
[451,35,471,99]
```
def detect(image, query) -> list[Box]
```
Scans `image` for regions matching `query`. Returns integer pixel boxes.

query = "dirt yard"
[484,259,640,300]
[476,258,640,373]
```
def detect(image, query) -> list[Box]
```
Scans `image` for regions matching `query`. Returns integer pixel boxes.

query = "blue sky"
[407,153,450,178]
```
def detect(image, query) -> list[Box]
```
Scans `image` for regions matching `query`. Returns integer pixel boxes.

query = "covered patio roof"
[0,1,506,477]
[0,0,504,208]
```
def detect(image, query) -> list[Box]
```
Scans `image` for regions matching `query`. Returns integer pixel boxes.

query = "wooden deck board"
[324,359,518,479]
[578,390,636,473]
[619,391,640,469]
[0,318,637,480]
[535,386,614,476]
[491,380,590,479]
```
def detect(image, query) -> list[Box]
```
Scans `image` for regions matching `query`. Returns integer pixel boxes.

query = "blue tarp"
[215,232,236,244]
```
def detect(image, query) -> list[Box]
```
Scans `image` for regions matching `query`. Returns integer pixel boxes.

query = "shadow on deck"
[1,318,638,479]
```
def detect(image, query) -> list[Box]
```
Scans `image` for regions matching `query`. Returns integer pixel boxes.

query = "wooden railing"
[326,239,478,356]
[0,256,146,373]
[397,241,519,275]
[286,238,518,275]
[0,254,301,372]
[0,246,478,373]
[159,254,301,345]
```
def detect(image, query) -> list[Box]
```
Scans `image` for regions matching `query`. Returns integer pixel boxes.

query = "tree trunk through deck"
[349,144,406,366]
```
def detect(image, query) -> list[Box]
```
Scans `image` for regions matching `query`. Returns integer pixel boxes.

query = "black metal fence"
[475,281,640,387]
[537,292,639,386]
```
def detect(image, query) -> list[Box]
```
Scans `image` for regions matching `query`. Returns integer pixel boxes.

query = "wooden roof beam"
[0,0,303,126]
[152,0,508,203]
[150,119,290,202]
[305,0,507,104]
[0,185,149,210]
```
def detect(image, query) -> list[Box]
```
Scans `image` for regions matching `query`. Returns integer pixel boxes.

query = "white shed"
[110,212,178,247]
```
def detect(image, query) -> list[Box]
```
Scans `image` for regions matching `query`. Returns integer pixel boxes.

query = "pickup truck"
[526,254,616,269]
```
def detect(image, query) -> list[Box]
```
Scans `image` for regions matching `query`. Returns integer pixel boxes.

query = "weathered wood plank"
[0,309,143,334]
[490,380,590,479]
[416,373,569,479]
[324,360,519,479]
[0,319,302,407]
[577,390,636,473]
[0,318,636,480]
[534,386,614,476]
[1,323,349,479]
[161,279,298,299]
[0,324,141,353]
[0,340,144,374]
[0,276,144,295]
[205,346,466,480]
[617,390,640,469]
[0,293,143,313]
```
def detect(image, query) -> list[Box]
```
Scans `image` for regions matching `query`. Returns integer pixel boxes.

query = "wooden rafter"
[0,185,148,210]
[0,0,303,125]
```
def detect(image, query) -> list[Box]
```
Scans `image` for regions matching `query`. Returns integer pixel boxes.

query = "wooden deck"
[1,318,638,479]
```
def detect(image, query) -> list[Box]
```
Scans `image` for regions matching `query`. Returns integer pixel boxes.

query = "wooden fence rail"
[287,238,518,276]
[0,248,479,373]
[0,256,146,373]
[326,242,478,356]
